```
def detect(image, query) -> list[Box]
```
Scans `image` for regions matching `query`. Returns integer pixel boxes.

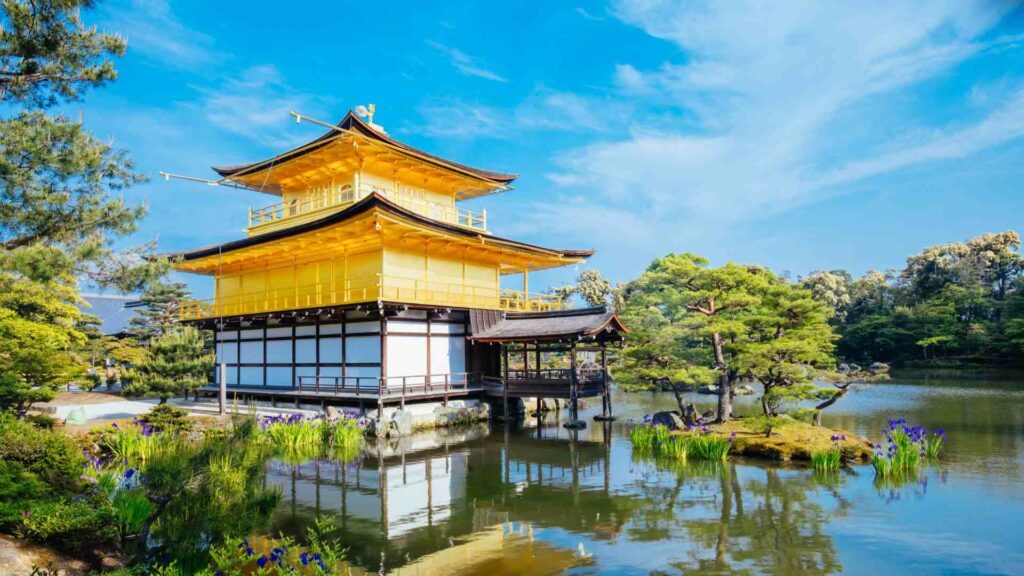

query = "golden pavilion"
[166,109,626,424]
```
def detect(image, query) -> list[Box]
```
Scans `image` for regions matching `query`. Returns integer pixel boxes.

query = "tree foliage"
[0,271,85,413]
[127,280,191,341]
[811,231,1024,363]
[126,326,213,403]
[617,253,838,420]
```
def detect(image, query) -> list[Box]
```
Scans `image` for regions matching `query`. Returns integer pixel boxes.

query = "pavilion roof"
[469,305,628,343]
[160,192,594,271]
[211,111,518,193]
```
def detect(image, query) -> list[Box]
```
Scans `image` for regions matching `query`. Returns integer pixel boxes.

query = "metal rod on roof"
[158,171,253,191]
[289,111,348,134]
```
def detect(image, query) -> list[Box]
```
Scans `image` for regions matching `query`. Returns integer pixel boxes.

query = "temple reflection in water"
[262,417,617,574]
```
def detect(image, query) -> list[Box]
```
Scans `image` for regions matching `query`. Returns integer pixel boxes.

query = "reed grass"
[810,447,842,470]
[628,423,731,461]
[872,419,947,477]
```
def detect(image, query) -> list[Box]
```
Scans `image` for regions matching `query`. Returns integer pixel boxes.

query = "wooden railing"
[499,290,563,312]
[295,372,481,403]
[247,183,487,235]
[179,274,566,320]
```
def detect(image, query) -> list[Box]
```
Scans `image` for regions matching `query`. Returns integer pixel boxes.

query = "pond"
[257,370,1024,575]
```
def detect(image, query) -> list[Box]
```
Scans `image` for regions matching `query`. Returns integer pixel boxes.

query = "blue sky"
[79,0,1024,295]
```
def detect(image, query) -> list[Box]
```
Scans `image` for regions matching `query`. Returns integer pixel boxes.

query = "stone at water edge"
[651,411,685,430]
[390,409,414,436]
[64,407,87,425]
[698,385,719,395]
[735,384,756,396]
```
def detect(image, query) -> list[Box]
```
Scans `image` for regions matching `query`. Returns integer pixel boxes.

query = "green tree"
[126,327,213,403]
[801,270,851,323]
[735,281,838,416]
[0,1,163,412]
[127,280,191,341]
[622,253,778,422]
[0,271,84,413]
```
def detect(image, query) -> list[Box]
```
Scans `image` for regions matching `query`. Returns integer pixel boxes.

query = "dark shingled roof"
[469,305,628,343]
[159,193,596,264]
[212,111,518,186]
[79,294,143,336]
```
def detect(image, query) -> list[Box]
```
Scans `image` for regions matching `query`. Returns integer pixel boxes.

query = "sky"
[78,0,1024,296]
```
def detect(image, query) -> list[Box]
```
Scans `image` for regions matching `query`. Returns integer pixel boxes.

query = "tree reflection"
[630,459,844,575]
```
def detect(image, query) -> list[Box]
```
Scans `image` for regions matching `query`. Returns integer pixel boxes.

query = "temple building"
[166,109,626,423]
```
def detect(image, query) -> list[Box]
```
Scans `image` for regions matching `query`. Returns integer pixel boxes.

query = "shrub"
[0,413,86,489]
[141,404,193,435]
[17,497,116,543]
[788,407,819,424]
[746,415,787,438]
[25,413,58,429]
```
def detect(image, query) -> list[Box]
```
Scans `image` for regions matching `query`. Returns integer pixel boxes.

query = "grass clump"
[871,419,947,477]
[628,422,731,461]
[810,435,847,470]
[258,412,365,462]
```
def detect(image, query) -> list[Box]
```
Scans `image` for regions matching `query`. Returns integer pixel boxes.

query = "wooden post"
[218,363,227,415]
[502,344,510,421]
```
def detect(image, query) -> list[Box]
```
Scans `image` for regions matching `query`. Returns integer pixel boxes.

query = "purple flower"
[124,468,135,479]
[111,423,119,429]
[256,556,268,568]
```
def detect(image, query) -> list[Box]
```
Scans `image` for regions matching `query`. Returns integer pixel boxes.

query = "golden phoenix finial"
[354,104,376,123]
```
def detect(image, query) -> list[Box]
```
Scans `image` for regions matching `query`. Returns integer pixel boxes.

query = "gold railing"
[500,289,564,312]
[247,183,487,235]
[178,274,565,320]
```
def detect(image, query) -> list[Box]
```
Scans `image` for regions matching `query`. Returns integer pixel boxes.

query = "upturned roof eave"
[211,112,518,187]
[159,192,594,265]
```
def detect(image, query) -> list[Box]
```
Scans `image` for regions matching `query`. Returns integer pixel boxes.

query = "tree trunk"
[711,333,733,423]
[671,383,701,427]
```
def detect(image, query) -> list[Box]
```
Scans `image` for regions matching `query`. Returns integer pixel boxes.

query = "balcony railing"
[178,274,565,320]
[247,183,487,235]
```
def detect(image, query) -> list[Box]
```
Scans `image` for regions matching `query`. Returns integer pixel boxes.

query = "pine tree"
[126,327,214,403]
[0,1,162,413]
[128,281,191,341]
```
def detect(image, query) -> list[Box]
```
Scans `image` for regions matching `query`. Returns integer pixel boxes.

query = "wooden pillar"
[602,344,610,418]
[569,342,578,422]
[502,344,510,421]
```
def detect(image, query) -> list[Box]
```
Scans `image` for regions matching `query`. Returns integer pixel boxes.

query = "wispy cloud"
[415,88,626,139]
[575,7,605,21]
[534,0,1024,258]
[189,65,332,149]
[427,40,508,83]
[102,0,218,68]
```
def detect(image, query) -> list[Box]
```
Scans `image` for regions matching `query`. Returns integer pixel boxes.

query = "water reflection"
[257,372,1024,575]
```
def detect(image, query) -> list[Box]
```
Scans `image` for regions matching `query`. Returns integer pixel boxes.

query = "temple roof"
[211,111,518,189]
[469,305,628,343]
[160,192,594,266]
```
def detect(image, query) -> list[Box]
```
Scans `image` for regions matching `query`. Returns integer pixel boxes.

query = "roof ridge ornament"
[354,103,386,134]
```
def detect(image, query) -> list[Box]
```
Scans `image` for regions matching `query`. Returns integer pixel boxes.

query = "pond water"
[258,371,1024,575]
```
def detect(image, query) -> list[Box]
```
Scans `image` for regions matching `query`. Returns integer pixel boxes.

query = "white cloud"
[102,0,218,68]
[427,41,508,83]
[189,65,332,149]
[536,0,1024,255]
[415,89,627,139]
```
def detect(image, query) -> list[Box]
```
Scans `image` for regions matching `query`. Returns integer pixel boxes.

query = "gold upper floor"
[214,111,513,238]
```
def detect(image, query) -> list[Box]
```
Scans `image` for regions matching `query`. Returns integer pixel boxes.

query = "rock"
[701,409,717,421]
[390,409,414,436]
[0,535,89,576]
[838,363,851,374]
[735,384,756,396]
[64,407,87,425]
[698,385,719,395]
[651,410,685,430]
[869,362,890,373]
